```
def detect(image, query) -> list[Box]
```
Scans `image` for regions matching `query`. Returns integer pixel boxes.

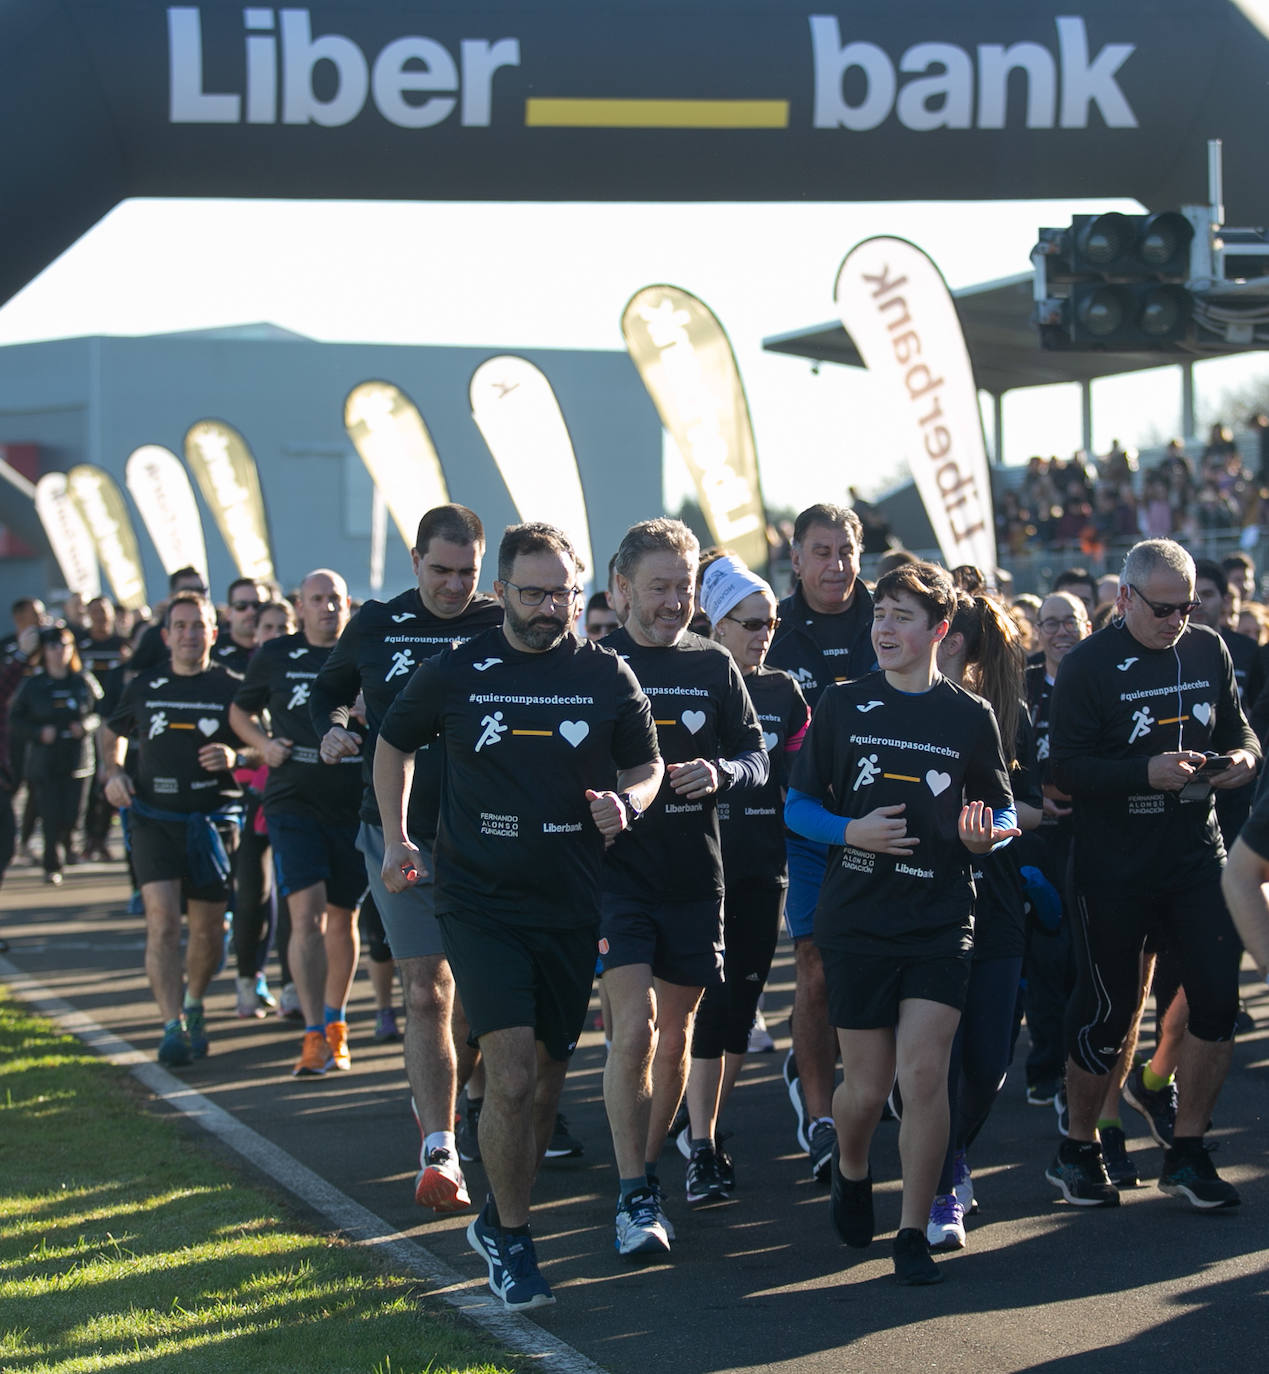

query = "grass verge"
[0,987,518,1374]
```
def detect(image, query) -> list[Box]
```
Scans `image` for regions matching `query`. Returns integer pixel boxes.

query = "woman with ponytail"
[924,591,1042,1250]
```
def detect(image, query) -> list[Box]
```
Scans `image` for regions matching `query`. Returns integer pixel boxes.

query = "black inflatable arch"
[3,0,1268,308]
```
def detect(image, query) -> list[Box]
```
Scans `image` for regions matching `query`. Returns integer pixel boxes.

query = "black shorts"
[821,947,972,1030]
[598,892,724,988]
[267,810,366,910]
[438,909,596,1062]
[127,810,239,904]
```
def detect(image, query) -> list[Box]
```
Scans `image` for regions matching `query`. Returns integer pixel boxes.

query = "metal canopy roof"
[761,272,1203,395]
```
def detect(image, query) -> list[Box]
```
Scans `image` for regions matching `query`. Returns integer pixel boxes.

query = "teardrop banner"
[125,444,209,583]
[344,381,451,552]
[621,285,768,573]
[65,464,148,608]
[469,355,595,586]
[834,236,998,575]
[184,420,276,582]
[33,472,101,599]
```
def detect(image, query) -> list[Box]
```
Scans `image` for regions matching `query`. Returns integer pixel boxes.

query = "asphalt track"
[3,861,1268,1374]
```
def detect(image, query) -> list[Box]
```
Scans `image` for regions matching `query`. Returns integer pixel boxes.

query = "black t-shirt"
[10,670,103,779]
[970,703,1041,962]
[108,664,243,812]
[76,632,127,676]
[790,672,1014,956]
[1236,781,1269,861]
[767,582,876,710]
[378,627,658,928]
[719,665,809,885]
[235,632,362,822]
[600,627,766,902]
[211,638,254,676]
[1049,620,1260,886]
[127,622,168,676]
[309,587,504,839]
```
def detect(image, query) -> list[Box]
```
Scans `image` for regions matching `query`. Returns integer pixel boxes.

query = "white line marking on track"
[0,955,608,1374]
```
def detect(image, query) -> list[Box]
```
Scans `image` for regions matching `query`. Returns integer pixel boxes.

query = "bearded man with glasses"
[1046,538,1259,1211]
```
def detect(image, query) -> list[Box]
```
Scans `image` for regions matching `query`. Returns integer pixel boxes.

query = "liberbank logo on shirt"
[168,12,1137,134]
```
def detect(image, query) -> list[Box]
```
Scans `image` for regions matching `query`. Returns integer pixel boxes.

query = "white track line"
[0,956,607,1374]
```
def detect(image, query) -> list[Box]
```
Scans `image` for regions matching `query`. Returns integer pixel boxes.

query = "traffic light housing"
[1033,211,1195,351]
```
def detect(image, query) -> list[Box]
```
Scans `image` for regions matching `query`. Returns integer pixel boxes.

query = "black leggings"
[232,813,275,979]
[31,773,88,873]
[1065,873,1241,1075]
[692,882,784,1058]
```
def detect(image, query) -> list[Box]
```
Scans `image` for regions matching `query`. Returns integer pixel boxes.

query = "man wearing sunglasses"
[1046,538,1259,1211]
[213,578,271,674]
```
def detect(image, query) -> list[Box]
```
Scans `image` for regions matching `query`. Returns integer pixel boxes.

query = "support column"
[1080,379,1093,455]
[1181,361,1197,441]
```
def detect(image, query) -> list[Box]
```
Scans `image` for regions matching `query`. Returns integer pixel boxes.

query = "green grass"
[0,989,519,1374]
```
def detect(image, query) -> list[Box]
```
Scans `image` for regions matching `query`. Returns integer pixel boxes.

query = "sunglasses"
[1127,583,1201,619]
[231,599,264,612]
[724,614,780,633]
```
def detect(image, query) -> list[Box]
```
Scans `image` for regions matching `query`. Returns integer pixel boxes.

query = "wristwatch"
[617,791,644,823]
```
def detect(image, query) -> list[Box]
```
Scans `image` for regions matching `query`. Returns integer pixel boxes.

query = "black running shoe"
[1122,1065,1177,1148]
[1158,1143,1240,1210]
[685,1145,729,1205]
[1054,1082,1070,1137]
[1099,1126,1139,1188]
[809,1118,837,1185]
[829,1144,874,1247]
[893,1227,943,1286]
[715,1134,736,1192]
[544,1112,584,1159]
[1045,1140,1120,1207]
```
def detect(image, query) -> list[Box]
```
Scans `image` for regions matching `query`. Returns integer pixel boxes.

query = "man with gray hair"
[766,503,876,1183]
[599,517,768,1256]
[1046,538,1258,1210]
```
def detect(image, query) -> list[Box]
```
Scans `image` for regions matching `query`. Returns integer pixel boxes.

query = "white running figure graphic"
[475,711,507,753]
[385,648,415,681]
[148,710,168,740]
[287,681,311,711]
[853,752,881,790]
[1129,705,1154,743]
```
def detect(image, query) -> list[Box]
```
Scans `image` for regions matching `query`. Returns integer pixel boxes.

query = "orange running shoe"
[414,1146,471,1212]
[325,1020,351,1071]
[293,1029,333,1077]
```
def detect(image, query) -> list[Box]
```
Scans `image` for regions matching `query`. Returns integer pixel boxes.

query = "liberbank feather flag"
[65,465,148,608]
[125,445,209,584]
[469,356,595,585]
[344,382,450,552]
[184,421,276,583]
[34,473,100,599]
[621,286,768,572]
[834,238,997,574]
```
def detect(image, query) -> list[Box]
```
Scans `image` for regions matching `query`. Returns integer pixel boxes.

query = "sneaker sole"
[788,1079,810,1152]
[1044,1166,1120,1207]
[615,1228,671,1257]
[416,1167,472,1212]
[927,1229,966,1251]
[543,1146,583,1159]
[685,1187,731,1206]
[1158,1181,1239,1210]
[466,1218,505,1296]
[157,1049,193,1068]
[292,1056,333,1077]
[503,1287,555,1312]
[894,1264,944,1286]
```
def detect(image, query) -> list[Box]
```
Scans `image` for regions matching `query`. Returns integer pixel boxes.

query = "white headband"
[700,555,774,627]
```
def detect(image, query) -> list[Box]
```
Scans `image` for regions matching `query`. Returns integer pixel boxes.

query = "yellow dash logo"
[512,729,554,737]
[169,722,196,730]
[1158,715,1189,725]
[525,98,789,129]
[883,772,920,782]
[654,719,676,727]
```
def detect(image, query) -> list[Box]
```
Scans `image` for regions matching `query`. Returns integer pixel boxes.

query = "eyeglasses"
[231,599,264,612]
[1127,583,1202,619]
[724,614,780,633]
[504,582,583,608]
[1037,616,1085,634]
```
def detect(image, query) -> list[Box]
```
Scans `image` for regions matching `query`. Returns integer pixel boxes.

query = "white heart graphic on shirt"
[559,720,589,748]
[197,718,219,737]
[763,731,779,751]
[1192,702,1212,726]
[925,770,951,796]
[682,710,706,735]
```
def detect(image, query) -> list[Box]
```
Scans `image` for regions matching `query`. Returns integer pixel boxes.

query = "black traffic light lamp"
[1038,281,1192,351]
[1040,212,1194,281]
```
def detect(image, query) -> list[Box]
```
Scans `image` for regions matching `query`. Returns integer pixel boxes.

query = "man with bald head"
[232,569,366,1077]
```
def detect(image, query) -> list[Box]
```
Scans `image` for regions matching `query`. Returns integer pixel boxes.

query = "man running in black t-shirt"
[310,505,503,1215]
[766,503,876,1181]
[374,521,661,1311]
[599,518,768,1257]
[1047,538,1259,1211]
[1222,783,1269,966]
[786,560,1018,1285]
[101,592,249,1068]
[232,569,365,1077]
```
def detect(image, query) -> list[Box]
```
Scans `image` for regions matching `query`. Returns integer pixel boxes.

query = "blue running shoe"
[467,1200,506,1299]
[499,1231,554,1311]
[185,1003,209,1059]
[157,1022,193,1067]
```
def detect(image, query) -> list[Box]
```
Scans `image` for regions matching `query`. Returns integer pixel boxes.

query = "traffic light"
[1033,211,1195,351]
